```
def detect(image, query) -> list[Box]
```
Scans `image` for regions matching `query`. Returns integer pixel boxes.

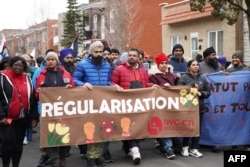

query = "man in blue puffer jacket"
[73,41,112,167]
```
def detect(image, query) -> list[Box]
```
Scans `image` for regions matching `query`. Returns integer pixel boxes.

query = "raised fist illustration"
[83,122,95,140]
[121,117,131,133]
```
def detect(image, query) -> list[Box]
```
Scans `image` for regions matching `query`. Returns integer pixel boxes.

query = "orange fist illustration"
[121,117,131,137]
[83,122,95,143]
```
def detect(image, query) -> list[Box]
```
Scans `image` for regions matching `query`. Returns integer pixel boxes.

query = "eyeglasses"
[13,64,24,68]
[94,51,103,54]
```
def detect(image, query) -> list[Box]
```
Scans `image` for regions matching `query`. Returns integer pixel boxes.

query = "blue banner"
[200,71,250,146]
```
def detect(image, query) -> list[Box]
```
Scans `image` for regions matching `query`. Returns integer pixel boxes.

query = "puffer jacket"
[111,62,153,89]
[177,72,211,112]
[73,55,112,86]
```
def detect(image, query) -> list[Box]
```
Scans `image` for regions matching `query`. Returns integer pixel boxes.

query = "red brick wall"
[131,0,165,58]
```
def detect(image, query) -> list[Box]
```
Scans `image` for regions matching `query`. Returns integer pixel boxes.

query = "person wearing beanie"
[73,41,112,167]
[169,44,187,72]
[88,41,104,55]
[226,51,248,73]
[199,47,222,74]
[59,48,75,75]
[149,53,181,159]
[35,50,74,167]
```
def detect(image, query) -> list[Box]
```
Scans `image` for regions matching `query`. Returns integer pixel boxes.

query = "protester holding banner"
[111,48,156,165]
[149,53,180,159]
[73,41,113,167]
[177,59,211,158]
[226,51,248,73]
[35,50,74,167]
[0,56,38,167]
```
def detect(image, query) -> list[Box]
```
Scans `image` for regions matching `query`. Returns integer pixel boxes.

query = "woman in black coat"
[177,59,211,158]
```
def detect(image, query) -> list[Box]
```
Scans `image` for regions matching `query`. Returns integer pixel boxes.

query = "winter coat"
[177,72,211,112]
[73,55,112,86]
[0,70,38,120]
[35,66,74,100]
[149,65,178,86]
[169,57,187,72]
[111,62,153,89]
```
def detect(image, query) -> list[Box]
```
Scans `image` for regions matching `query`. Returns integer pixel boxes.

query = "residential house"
[160,0,248,63]
[0,19,58,58]
[80,0,165,58]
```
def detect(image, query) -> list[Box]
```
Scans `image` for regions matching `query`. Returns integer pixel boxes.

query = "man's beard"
[207,58,218,69]
[63,61,75,75]
[92,56,103,66]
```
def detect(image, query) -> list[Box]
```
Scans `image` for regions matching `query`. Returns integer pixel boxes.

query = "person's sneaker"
[103,150,114,163]
[23,137,29,145]
[181,146,189,157]
[154,139,160,149]
[166,149,176,159]
[37,154,49,167]
[129,147,141,165]
[189,149,203,158]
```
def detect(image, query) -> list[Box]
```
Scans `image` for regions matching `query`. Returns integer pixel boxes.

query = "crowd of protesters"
[0,41,249,167]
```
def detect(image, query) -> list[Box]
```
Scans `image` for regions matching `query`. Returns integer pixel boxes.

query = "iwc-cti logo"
[147,117,163,135]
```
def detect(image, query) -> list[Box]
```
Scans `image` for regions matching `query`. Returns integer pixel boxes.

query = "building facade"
[160,0,246,63]
[0,19,58,58]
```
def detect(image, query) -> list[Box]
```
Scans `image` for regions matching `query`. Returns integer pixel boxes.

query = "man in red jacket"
[111,48,157,165]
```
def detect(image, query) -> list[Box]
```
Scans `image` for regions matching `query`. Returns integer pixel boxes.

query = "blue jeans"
[26,126,32,142]
[160,138,173,151]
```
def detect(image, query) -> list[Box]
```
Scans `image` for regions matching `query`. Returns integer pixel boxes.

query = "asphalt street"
[0,125,225,167]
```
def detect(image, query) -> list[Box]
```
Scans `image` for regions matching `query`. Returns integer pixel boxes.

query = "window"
[110,9,115,33]
[101,15,105,39]
[190,32,199,59]
[170,36,182,52]
[208,30,223,56]
[93,15,97,32]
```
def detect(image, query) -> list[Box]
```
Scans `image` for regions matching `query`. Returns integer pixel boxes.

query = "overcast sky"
[0,0,89,30]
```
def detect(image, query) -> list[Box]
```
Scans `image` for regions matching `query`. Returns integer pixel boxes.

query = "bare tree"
[99,0,144,52]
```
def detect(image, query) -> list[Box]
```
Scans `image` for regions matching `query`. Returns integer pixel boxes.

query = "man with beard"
[111,48,157,165]
[226,51,248,72]
[169,44,187,73]
[199,47,222,74]
[59,48,75,75]
[199,46,222,153]
[73,41,113,167]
